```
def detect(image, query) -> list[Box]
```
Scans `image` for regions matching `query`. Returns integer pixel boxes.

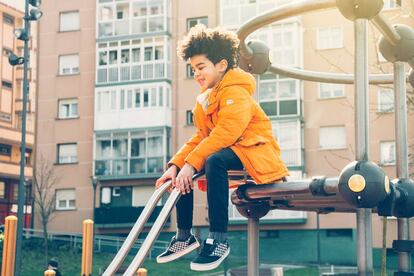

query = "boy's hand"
[176,163,195,195]
[155,165,178,189]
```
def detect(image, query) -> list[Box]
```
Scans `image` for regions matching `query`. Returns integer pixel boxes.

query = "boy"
[155,25,288,271]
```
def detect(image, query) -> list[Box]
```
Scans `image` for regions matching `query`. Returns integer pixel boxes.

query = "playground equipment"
[102,0,414,275]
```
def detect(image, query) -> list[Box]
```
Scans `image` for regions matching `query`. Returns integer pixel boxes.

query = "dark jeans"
[176,147,243,233]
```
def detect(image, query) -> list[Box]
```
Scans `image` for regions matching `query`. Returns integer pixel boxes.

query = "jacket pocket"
[236,137,282,175]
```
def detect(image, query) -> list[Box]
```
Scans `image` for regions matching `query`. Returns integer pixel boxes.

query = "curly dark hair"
[177,24,239,70]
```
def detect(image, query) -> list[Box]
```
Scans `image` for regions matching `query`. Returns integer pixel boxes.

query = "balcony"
[97,61,170,84]
[95,205,169,227]
[97,17,168,39]
[0,161,32,178]
[95,157,164,179]
[0,127,34,146]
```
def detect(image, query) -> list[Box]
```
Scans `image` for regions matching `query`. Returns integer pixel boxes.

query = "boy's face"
[189,54,227,92]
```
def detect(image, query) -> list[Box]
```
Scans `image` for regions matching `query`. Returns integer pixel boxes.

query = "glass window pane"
[132,48,140,62]
[121,49,130,63]
[148,136,162,156]
[131,138,146,157]
[279,81,295,98]
[99,6,113,20]
[259,82,276,101]
[279,100,297,115]
[132,0,147,17]
[113,134,128,157]
[144,47,152,61]
[260,102,277,116]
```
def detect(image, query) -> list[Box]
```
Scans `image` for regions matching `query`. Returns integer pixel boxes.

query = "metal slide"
[102,173,204,276]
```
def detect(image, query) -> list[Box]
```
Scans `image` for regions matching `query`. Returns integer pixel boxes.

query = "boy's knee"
[205,153,225,170]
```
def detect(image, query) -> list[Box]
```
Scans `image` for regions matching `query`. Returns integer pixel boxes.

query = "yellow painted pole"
[136,268,147,276]
[1,216,17,276]
[44,269,56,276]
[81,219,94,276]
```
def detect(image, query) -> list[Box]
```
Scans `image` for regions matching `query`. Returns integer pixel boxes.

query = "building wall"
[36,0,96,233]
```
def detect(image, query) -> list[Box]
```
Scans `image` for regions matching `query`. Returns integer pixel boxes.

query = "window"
[380,141,396,165]
[59,54,79,75]
[319,126,346,149]
[378,89,394,113]
[272,120,301,166]
[187,17,208,31]
[132,186,158,206]
[58,99,78,119]
[0,144,12,156]
[0,181,5,199]
[248,23,300,66]
[258,75,299,117]
[56,189,76,210]
[2,81,12,89]
[3,13,14,25]
[383,0,401,9]
[59,11,80,32]
[317,26,343,49]
[186,64,194,78]
[95,128,168,176]
[186,110,194,125]
[319,83,345,99]
[2,48,12,57]
[112,187,121,196]
[57,143,77,164]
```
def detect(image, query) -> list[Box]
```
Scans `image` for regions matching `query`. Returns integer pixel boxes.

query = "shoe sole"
[190,247,230,271]
[156,240,200,264]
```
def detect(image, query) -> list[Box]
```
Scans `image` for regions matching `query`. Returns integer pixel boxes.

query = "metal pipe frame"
[354,18,373,276]
[247,218,259,276]
[394,62,411,272]
[123,188,182,275]
[238,0,410,85]
[235,1,413,275]
[371,13,401,46]
[102,180,173,275]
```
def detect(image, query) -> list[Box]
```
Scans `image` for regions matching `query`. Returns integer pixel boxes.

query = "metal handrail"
[102,179,172,275]
[123,172,204,275]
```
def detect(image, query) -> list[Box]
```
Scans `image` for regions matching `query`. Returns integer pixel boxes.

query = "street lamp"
[8,1,42,275]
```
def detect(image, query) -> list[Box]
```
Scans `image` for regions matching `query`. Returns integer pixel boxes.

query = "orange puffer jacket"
[169,68,289,187]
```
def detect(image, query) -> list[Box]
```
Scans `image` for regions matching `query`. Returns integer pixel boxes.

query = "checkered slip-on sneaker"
[190,238,230,271]
[156,234,200,263]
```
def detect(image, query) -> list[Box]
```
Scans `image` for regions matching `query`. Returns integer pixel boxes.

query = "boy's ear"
[217,59,228,73]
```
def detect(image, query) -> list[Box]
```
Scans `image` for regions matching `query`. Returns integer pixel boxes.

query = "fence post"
[136,268,147,276]
[1,216,18,276]
[81,219,94,276]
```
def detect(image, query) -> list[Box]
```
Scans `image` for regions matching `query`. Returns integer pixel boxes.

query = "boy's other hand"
[176,163,195,195]
[155,165,178,189]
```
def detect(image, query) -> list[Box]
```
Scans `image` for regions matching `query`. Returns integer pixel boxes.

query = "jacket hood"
[216,68,256,96]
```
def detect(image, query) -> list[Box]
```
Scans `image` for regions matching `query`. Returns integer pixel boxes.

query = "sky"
[1,0,25,11]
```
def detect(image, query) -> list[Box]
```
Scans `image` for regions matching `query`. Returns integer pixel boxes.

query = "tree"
[33,154,59,261]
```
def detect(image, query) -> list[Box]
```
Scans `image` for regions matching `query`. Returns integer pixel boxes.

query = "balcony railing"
[95,157,164,177]
[95,205,169,226]
[97,62,170,84]
[98,16,168,38]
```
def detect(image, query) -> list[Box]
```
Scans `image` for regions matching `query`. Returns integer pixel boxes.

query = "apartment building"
[36,0,414,266]
[0,1,36,227]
